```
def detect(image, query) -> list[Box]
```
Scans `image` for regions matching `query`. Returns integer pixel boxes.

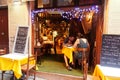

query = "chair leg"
[13,72,16,80]
[1,71,6,80]
[2,71,4,80]
[26,71,29,80]
[14,76,16,80]
[34,71,36,80]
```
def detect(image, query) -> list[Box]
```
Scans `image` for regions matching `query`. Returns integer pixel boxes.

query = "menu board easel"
[12,26,29,54]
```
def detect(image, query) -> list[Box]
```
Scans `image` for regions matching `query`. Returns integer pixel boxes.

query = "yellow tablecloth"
[62,46,74,63]
[0,53,28,79]
[93,65,120,80]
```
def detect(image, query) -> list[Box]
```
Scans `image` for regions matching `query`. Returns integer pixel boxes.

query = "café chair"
[0,48,6,55]
[21,52,37,80]
[0,48,6,80]
[34,46,44,65]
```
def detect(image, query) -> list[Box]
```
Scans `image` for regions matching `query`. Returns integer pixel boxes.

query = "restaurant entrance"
[32,5,103,74]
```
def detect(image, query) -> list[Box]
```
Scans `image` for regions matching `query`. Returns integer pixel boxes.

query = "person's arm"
[87,41,90,53]
[73,39,79,48]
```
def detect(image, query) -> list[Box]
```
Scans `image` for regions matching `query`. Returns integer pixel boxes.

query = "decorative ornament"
[31,5,99,23]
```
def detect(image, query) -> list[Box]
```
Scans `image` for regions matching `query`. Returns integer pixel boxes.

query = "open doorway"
[32,5,102,76]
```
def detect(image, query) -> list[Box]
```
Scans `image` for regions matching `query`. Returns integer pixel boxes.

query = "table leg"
[2,71,5,80]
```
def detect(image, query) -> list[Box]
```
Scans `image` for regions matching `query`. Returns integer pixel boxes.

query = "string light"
[31,5,99,23]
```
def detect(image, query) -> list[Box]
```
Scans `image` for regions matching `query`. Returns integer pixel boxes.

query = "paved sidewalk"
[0,71,46,80]
[0,71,93,80]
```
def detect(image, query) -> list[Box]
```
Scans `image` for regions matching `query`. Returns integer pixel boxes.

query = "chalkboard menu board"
[100,34,120,68]
[12,26,29,54]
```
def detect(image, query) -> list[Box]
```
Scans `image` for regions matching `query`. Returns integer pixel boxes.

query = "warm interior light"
[86,13,92,21]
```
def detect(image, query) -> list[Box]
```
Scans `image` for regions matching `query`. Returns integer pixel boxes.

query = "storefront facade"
[0,0,120,68]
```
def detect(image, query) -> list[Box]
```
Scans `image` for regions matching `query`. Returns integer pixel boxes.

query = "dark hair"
[69,35,74,37]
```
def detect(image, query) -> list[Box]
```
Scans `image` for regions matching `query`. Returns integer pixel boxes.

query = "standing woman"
[73,33,90,68]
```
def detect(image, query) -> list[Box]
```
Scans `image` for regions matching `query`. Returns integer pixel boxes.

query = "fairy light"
[62,5,99,20]
[31,5,99,23]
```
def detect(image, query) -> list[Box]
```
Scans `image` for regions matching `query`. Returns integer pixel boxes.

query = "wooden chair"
[21,52,37,80]
[34,46,44,65]
[0,48,6,80]
[0,48,6,55]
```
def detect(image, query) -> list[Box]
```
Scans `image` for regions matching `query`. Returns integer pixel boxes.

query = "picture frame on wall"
[36,0,53,9]
[57,0,74,7]
[79,0,101,5]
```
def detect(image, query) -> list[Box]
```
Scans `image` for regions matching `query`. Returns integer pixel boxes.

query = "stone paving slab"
[0,71,47,80]
[0,71,93,80]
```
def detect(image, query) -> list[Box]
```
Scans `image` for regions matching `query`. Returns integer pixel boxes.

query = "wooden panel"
[0,8,9,53]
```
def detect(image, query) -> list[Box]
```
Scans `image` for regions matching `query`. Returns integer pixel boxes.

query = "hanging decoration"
[31,5,99,23]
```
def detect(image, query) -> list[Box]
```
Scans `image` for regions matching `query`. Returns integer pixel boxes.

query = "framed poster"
[79,0,102,5]
[36,0,53,9]
[57,0,74,7]
[12,26,29,54]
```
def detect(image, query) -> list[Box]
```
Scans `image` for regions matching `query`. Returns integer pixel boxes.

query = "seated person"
[54,36,65,54]
[63,35,75,71]
[73,35,90,68]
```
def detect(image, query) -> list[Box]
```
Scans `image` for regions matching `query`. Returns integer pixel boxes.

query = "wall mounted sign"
[100,34,120,68]
[57,0,74,7]
[79,0,101,6]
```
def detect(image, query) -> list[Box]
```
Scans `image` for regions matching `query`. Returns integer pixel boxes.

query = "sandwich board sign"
[12,26,29,54]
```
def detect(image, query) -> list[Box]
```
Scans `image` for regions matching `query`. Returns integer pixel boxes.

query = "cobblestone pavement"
[0,71,46,80]
[0,71,93,80]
